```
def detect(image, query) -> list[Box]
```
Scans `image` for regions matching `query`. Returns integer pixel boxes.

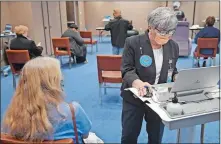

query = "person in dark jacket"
[62,23,87,64]
[194,16,220,67]
[105,9,133,55]
[121,7,179,144]
[10,25,43,71]
[173,1,185,21]
[10,25,43,59]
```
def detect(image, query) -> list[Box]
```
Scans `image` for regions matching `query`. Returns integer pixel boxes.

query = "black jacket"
[175,10,185,21]
[105,16,133,48]
[121,31,179,106]
[10,35,43,59]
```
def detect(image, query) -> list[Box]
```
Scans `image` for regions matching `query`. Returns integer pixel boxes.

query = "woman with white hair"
[121,7,179,144]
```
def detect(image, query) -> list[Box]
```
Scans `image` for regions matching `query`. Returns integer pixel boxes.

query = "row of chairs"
[5,38,218,93]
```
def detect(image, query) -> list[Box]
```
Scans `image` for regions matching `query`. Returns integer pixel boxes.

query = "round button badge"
[140,55,152,67]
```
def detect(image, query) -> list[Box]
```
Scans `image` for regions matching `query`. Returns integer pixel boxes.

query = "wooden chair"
[193,38,218,67]
[6,50,30,89]
[97,55,122,104]
[80,31,98,54]
[1,133,73,144]
[52,37,73,69]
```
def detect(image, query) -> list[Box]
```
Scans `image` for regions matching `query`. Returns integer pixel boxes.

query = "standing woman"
[121,7,179,144]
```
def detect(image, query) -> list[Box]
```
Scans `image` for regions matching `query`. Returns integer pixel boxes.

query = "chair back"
[196,38,218,57]
[172,21,189,41]
[6,50,30,74]
[97,55,122,83]
[1,133,74,144]
[172,21,191,56]
[80,31,92,43]
[52,38,71,56]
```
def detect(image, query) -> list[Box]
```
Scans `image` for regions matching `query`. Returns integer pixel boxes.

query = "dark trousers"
[71,46,87,63]
[121,100,164,144]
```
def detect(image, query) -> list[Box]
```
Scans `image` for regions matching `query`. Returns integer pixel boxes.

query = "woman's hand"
[132,79,152,97]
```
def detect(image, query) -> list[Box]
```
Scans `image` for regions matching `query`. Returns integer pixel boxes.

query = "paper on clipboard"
[125,87,172,122]
[125,87,162,104]
[125,88,153,103]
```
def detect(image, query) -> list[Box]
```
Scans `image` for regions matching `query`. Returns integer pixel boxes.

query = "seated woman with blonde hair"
[2,57,92,143]
[10,25,43,58]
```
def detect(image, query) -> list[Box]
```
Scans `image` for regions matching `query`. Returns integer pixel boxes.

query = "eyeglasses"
[155,28,176,36]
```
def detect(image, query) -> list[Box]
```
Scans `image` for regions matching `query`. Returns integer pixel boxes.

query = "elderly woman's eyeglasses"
[155,28,176,36]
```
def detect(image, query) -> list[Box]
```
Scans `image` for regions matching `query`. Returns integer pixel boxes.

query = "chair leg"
[104,83,107,95]
[69,56,72,69]
[192,57,195,68]
[59,56,63,66]
[91,45,93,54]
[209,57,212,66]
[196,58,200,67]
[13,74,16,90]
[200,124,205,144]
[96,43,98,52]
[99,84,102,105]
[213,57,216,66]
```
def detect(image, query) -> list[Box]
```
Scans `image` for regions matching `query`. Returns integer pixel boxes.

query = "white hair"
[147,7,178,34]
[173,2,181,9]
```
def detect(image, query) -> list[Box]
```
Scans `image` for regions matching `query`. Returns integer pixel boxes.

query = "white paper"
[83,132,104,144]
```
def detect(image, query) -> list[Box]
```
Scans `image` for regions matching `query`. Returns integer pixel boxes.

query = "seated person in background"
[61,23,87,64]
[2,57,92,143]
[173,1,185,21]
[10,25,43,59]
[9,25,43,71]
[105,9,133,55]
[194,16,220,67]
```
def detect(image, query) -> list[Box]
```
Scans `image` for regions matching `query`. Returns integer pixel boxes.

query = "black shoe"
[202,61,206,67]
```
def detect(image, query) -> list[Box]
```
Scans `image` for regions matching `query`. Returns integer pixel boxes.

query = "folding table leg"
[200,124,205,143]
[176,126,196,143]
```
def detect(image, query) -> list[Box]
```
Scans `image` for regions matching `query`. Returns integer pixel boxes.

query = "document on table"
[125,87,172,122]
[124,88,157,103]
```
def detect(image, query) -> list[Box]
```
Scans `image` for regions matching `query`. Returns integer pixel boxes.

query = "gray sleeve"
[121,38,139,87]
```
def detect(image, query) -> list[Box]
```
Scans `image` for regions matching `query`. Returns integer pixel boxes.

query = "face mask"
[154,34,170,45]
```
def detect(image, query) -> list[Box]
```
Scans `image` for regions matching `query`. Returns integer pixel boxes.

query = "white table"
[96,27,105,42]
[127,83,220,143]
[189,26,204,38]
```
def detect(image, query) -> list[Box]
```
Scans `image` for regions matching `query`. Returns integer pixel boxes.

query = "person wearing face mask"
[121,7,179,144]
[105,9,133,55]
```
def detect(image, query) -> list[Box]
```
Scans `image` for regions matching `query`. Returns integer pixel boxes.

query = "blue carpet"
[1,36,220,143]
